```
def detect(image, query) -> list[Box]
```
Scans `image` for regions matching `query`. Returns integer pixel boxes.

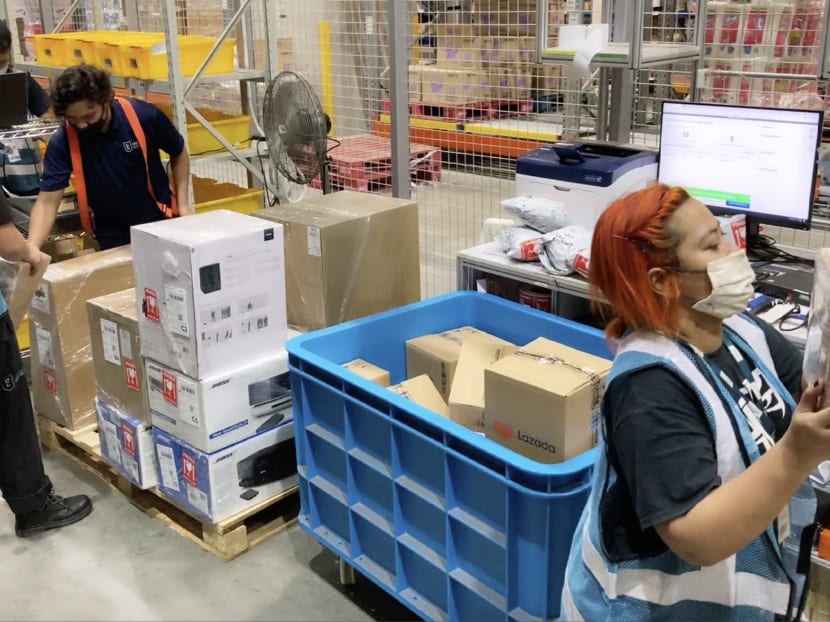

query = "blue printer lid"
[516,142,658,187]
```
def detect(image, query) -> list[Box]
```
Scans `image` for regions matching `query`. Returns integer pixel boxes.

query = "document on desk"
[0,254,51,328]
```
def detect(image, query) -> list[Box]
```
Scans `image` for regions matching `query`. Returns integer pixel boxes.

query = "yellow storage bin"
[16,314,29,351]
[121,35,236,80]
[156,103,251,154]
[65,30,123,65]
[193,176,263,215]
[30,33,77,66]
[95,33,164,75]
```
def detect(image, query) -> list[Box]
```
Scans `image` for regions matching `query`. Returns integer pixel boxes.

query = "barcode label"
[187,483,209,516]
[156,445,180,492]
[165,285,190,338]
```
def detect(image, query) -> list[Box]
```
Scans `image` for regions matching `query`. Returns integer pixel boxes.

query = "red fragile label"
[121,423,136,456]
[124,359,140,391]
[182,452,197,486]
[43,367,57,394]
[161,371,177,405]
[731,220,747,249]
[573,251,590,278]
[517,239,540,261]
[144,288,160,321]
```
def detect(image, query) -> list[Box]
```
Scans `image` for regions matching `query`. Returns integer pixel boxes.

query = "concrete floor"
[0,451,418,621]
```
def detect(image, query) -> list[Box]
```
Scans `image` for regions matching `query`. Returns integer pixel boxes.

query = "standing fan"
[263,71,334,196]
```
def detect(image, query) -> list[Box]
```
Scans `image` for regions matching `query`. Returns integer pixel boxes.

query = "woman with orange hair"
[562,184,829,621]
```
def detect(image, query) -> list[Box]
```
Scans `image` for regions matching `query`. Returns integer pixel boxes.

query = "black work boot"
[15,493,93,537]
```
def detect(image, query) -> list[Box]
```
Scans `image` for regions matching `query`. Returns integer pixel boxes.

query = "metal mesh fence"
[12,0,830,294]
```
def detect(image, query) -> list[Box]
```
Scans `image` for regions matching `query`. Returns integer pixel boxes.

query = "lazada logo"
[492,421,556,455]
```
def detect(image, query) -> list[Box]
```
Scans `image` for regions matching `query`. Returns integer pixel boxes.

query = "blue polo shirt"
[40,97,185,249]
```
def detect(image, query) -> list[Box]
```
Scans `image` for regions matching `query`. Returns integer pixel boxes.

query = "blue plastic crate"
[286,292,612,622]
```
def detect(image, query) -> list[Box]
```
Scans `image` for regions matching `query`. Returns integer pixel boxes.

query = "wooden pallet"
[37,415,299,561]
[311,133,442,192]
[382,98,534,121]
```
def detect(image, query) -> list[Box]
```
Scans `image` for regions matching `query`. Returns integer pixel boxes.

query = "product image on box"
[146,350,291,453]
[132,210,287,379]
[153,421,298,523]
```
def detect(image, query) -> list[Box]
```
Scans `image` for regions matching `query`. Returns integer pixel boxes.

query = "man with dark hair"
[0,189,93,537]
[0,21,51,196]
[28,64,191,250]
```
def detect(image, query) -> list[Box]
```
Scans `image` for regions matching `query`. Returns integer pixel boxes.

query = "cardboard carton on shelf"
[343,359,391,387]
[389,374,449,418]
[86,288,148,423]
[29,245,134,430]
[406,325,511,401]
[484,337,611,463]
[132,209,287,379]
[253,191,420,331]
[419,67,487,105]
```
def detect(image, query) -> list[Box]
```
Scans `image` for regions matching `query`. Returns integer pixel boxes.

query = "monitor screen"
[658,101,822,231]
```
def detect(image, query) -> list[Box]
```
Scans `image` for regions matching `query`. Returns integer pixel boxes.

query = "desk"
[457,242,807,347]
[457,241,594,316]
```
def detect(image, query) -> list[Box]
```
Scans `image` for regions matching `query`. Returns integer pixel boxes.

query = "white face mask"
[685,249,756,319]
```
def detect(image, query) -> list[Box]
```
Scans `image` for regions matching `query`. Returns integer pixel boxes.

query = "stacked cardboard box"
[87,288,157,488]
[392,325,611,463]
[130,210,298,523]
[427,23,536,103]
[29,246,135,430]
[252,191,420,332]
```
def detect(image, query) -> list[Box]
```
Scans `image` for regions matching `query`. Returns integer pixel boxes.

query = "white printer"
[515,142,659,230]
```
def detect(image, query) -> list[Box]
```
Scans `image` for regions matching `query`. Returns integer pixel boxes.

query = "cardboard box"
[153,422,298,523]
[86,288,148,423]
[533,63,563,94]
[132,210,287,379]
[420,67,485,104]
[0,253,50,327]
[484,337,611,463]
[408,65,423,100]
[96,397,157,489]
[474,0,537,34]
[253,191,420,331]
[146,351,291,453]
[343,358,390,386]
[389,374,448,418]
[406,326,512,400]
[448,338,518,431]
[29,246,134,430]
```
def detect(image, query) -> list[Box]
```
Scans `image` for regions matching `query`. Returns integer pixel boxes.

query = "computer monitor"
[657,100,822,243]
[0,72,29,129]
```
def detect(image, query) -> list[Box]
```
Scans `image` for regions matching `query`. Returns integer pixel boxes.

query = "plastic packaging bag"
[501,195,570,233]
[537,225,592,276]
[495,227,543,261]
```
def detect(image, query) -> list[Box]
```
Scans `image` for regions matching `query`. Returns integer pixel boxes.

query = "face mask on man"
[675,249,756,319]
[76,116,107,136]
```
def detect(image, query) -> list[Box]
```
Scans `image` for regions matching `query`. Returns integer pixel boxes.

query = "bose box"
[131,210,287,379]
[146,351,292,453]
[153,421,298,523]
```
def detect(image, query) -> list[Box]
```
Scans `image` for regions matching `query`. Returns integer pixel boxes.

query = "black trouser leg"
[0,312,50,515]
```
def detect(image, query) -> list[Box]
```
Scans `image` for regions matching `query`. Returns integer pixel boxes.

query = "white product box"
[146,350,292,454]
[95,396,157,489]
[153,422,298,523]
[131,210,287,379]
